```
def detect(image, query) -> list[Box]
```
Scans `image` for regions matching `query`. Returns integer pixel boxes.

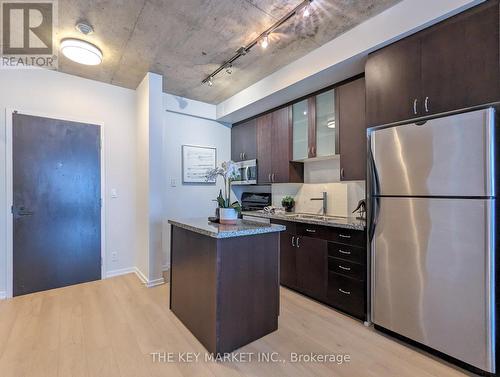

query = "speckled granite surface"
[242,211,366,231]
[168,218,286,239]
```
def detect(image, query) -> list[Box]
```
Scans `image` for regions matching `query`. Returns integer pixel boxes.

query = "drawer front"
[271,219,296,234]
[328,257,365,281]
[296,223,366,247]
[328,242,366,264]
[327,272,366,319]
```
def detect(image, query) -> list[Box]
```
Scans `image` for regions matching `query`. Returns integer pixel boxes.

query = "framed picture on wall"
[182,145,217,184]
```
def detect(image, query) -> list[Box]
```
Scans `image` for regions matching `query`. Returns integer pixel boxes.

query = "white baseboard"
[105,267,135,279]
[133,267,165,288]
[0,291,7,300]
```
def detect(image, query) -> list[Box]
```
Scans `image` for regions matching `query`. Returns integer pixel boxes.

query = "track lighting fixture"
[201,0,314,86]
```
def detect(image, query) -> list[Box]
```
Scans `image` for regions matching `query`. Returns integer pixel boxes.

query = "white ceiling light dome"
[61,38,103,65]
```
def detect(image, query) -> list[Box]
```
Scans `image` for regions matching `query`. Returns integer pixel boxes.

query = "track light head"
[226,64,233,74]
[208,77,213,87]
[261,35,269,49]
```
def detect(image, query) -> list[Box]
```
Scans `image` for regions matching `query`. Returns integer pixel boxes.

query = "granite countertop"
[241,210,366,231]
[168,218,286,239]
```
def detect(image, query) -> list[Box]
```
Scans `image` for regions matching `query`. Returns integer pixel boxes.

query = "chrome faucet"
[310,192,327,215]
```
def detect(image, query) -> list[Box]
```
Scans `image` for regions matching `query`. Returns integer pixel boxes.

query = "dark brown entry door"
[13,113,101,296]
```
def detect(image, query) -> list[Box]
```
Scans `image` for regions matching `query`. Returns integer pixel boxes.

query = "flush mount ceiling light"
[61,38,103,65]
[202,0,313,86]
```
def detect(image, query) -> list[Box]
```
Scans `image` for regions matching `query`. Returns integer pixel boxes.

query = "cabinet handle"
[242,152,246,160]
[339,234,351,239]
[338,265,351,271]
[268,173,271,182]
[338,249,351,255]
[305,229,316,233]
[338,288,351,295]
[424,96,429,113]
[312,146,316,156]
[296,237,300,248]
[413,98,418,115]
[291,236,295,247]
[239,152,242,160]
[340,168,345,180]
[272,173,275,182]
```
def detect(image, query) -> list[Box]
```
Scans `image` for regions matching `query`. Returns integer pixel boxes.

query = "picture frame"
[181,145,217,184]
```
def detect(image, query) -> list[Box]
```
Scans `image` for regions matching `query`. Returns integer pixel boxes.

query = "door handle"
[413,98,418,115]
[291,236,295,247]
[424,96,429,113]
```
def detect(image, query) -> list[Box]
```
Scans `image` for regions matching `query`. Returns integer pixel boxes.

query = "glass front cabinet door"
[292,99,310,161]
[315,89,336,157]
[292,89,336,161]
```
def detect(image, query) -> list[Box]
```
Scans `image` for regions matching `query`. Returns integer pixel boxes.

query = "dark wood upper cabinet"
[337,77,367,181]
[255,108,303,184]
[366,0,500,126]
[256,113,273,184]
[231,119,257,162]
[365,34,421,127]
[420,0,500,115]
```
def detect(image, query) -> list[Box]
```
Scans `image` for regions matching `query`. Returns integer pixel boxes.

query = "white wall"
[135,73,164,285]
[0,69,138,296]
[162,94,231,270]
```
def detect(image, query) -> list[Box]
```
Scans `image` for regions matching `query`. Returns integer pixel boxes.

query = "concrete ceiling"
[56,0,401,104]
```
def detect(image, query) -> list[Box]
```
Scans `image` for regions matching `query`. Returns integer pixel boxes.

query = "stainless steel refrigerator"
[368,107,496,373]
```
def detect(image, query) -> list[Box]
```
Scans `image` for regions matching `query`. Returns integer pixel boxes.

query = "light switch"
[170,178,177,187]
[111,189,118,198]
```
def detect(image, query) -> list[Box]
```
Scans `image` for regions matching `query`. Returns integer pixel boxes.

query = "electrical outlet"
[111,252,118,262]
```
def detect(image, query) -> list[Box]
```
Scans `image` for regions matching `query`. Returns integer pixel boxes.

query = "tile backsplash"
[272,181,365,217]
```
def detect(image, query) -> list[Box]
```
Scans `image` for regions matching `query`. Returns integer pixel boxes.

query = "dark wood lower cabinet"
[296,236,327,301]
[280,232,298,289]
[275,220,367,321]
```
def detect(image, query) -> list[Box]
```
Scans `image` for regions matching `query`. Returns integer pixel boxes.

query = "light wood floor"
[0,273,471,377]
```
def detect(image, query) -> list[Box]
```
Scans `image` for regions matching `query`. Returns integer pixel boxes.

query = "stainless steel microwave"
[232,159,257,185]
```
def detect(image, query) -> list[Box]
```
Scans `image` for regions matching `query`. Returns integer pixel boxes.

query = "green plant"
[281,196,295,208]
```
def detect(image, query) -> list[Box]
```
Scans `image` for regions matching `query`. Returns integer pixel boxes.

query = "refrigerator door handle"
[367,143,380,242]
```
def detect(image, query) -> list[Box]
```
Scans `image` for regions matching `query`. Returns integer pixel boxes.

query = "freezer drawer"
[370,108,494,197]
[371,197,495,372]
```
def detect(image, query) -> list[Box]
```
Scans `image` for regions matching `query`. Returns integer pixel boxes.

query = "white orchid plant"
[206,161,242,212]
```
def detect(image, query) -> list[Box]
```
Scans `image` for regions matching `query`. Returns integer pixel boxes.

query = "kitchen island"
[168,218,285,355]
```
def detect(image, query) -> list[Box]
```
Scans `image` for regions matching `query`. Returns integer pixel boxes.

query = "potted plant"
[282,196,295,212]
[207,161,241,224]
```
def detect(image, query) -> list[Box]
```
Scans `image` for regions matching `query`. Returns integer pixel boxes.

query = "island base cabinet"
[170,226,280,355]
